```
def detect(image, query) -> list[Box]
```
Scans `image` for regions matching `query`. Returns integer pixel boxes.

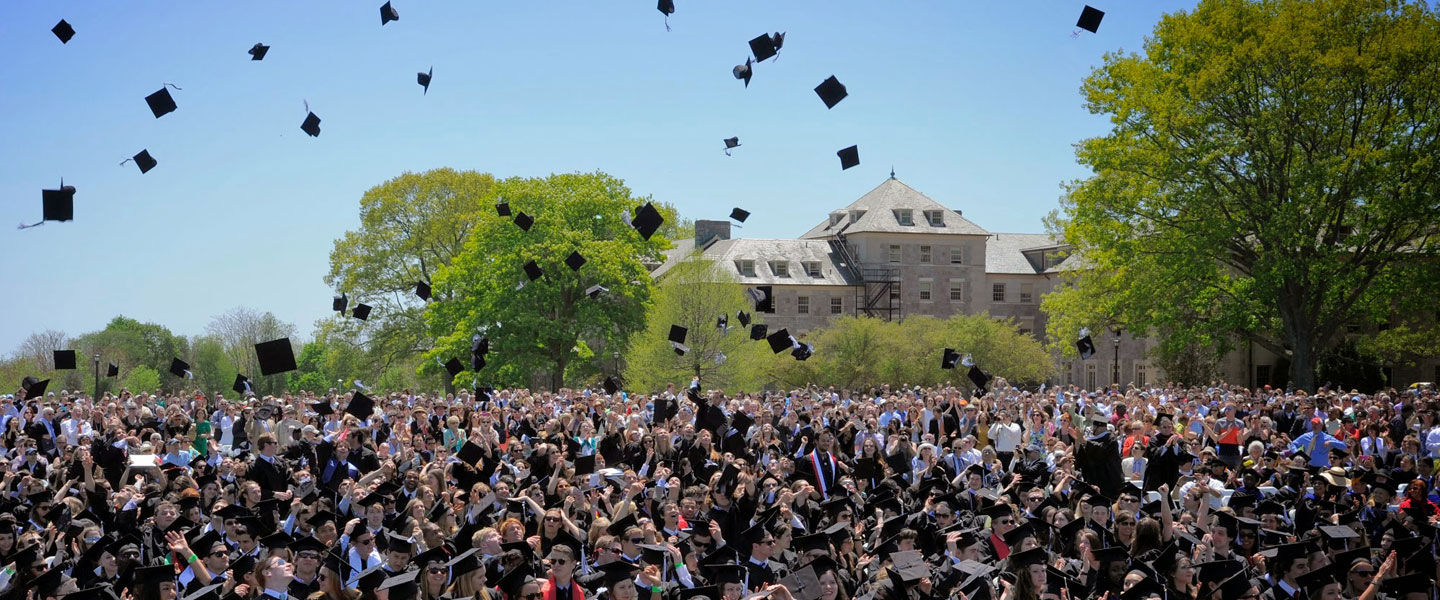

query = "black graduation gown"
[290,576,321,598]
[1076,432,1124,499]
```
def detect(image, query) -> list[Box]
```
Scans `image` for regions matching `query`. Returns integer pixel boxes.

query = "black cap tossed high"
[514,211,534,231]
[837,145,860,170]
[333,293,348,312]
[255,338,297,376]
[146,86,178,119]
[630,203,664,240]
[724,137,741,155]
[232,374,251,395]
[106,363,119,377]
[352,303,372,320]
[301,112,321,137]
[417,67,432,94]
[21,182,77,228]
[523,260,544,281]
[53,20,76,44]
[380,1,399,25]
[125,150,158,174]
[443,358,464,378]
[414,281,431,301]
[733,58,753,88]
[169,357,191,378]
[565,251,586,271]
[729,207,749,223]
[815,76,848,109]
[248,43,269,61]
[1077,5,1105,34]
[749,34,778,62]
[54,350,77,370]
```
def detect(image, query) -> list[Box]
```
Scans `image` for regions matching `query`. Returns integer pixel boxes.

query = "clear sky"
[0,0,1198,352]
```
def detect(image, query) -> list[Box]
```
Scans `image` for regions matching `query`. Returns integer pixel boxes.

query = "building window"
[1020,283,1034,304]
[1136,363,1148,388]
[888,245,901,263]
[919,246,932,264]
[950,246,965,264]
[736,260,755,277]
[849,210,866,223]
[919,279,932,301]
[894,209,914,226]
[992,283,1005,302]
[925,210,944,227]
[770,261,789,277]
[1065,364,1074,386]
[949,279,968,302]
[798,296,810,314]
[889,284,900,303]
[830,297,843,314]
[1086,364,1097,390]
[804,261,822,277]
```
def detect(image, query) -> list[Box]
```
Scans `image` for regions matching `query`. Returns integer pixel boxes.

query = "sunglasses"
[630,538,644,544]
[298,552,322,560]
[935,512,953,518]
[209,550,230,557]
[356,537,375,545]
[608,547,623,553]
[523,594,542,600]
[545,516,561,522]
[428,567,448,574]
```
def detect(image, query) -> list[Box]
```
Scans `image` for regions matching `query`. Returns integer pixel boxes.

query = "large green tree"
[425,172,667,391]
[624,258,771,392]
[1046,0,1440,388]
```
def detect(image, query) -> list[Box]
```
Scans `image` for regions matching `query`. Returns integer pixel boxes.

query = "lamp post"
[1112,330,1122,386]
[613,351,620,375]
[93,354,101,400]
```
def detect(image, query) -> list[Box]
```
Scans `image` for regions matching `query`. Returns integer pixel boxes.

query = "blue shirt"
[1288,431,1347,467]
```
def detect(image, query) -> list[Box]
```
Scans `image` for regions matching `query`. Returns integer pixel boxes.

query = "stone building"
[653,176,1432,388]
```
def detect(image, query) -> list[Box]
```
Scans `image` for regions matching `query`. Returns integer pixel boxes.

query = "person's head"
[751,529,777,560]
[387,542,414,571]
[235,528,257,553]
[1310,418,1324,433]
[608,575,638,600]
[293,543,322,576]
[1307,582,1343,600]
[1344,558,1375,595]
[256,556,294,590]
[545,546,575,582]
[500,518,525,543]
[257,433,278,457]
[1169,555,1195,586]
[154,502,179,530]
[817,566,845,600]
[513,578,541,600]
[203,539,232,572]
[1273,553,1307,584]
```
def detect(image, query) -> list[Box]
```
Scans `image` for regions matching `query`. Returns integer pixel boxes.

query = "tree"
[425,172,666,391]
[17,330,69,372]
[624,258,771,392]
[1047,0,1440,388]
[206,307,297,396]
[121,365,162,396]
[190,335,236,397]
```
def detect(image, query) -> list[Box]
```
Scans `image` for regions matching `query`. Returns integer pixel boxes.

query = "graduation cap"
[260,530,294,550]
[631,202,664,240]
[657,0,675,28]
[749,285,774,312]
[232,374,252,396]
[1008,547,1048,569]
[749,324,768,341]
[814,76,848,109]
[52,19,76,43]
[380,1,399,24]
[1076,334,1096,359]
[133,564,179,586]
[1295,567,1341,596]
[585,284,609,299]
[19,182,76,229]
[169,357,192,379]
[941,348,961,370]
[417,67,433,94]
[1381,574,1435,596]
[1090,546,1130,565]
[352,303,372,320]
[766,329,793,354]
[726,208,750,225]
[523,260,544,281]
[1119,577,1164,600]
[122,149,158,174]
[749,34,778,62]
[607,514,640,536]
[20,376,49,400]
[440,358,464,378]
[333,293,348,313]
[514,212,534,232]
[967,365,990,390]
[724,138,741,156]
[669,324,688,346]
[52,350,77,370]
[1317,525,1359,541]
[346,392,375,420]
[601,376,620,396]
[496,201,511,217]
[301,111,321,137]
[255,338,297,376]
[106,363,119,377]
[837,145,859,170]
[414,281,431,301]
[733,57,753,88]
[145,85,179,118]
[246,42,270,60]
[1002,522,1037,548]
[565,251,587,271]
[1076,5,1105,34]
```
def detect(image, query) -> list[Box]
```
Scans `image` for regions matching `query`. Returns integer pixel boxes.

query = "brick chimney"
[695,220,732,248]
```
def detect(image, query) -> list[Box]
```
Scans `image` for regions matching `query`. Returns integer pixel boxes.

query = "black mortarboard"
[750,324,768,340]
[767,329,793,353]
[134,564,178,584]
[31,184,74,225]
[456,441,483,465]
[586,284,608,298]
[523,260,544,281]
[255,338,297,376]
[248,42,269,60]
[1002,522,1037,548]
[837,145,859,170]
[232,374,251,395]
[53,19,76,43]
[386,533,417,555]
[941,348,961,370]
[597,560,641,586]
[514,212,534,232]
[1381,574,1434,596]
[1008,547,1048,568]
[415,281,431,301]
[260,529,293,550]
[727,208,750,224]
[607,514,639,536]
[1388,535,1424,557]
[968,365,990,390]
[169,357,191,378]
[602,376,620,395]
[32,564,67,594]
[496,201,511,217]
[54,350,77,370]
[1077,5,1105,34]
[500,540,536,563]
[736,310,751,326]
[1091,546,1130,565]
[574,454,596,475]
[107,363,119,377]
[301,112,321,137]
[128,149,158,174]
[814,76,848,109]
[1295,567,1341,596]
[752,284,774,312]
[669,325,688,345]
[749,34,778,63]
[145,87,177,118]
[417,67,432,94]
[631,203,664,240]
[21,377,49,400]
[1260,541,1316,563]
[307,510,340,529]
[380,1,399,25]
[1318,525,1359,541]
[288,536,328,555]
[346,392,375,419]
[412,546,450,570]
[443,358,464,378]
[733,57,753,88]
[333,293,348,312]
[565,251,586,271]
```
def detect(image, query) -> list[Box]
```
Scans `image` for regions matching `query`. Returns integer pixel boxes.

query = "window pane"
[992,283,1005,302]
[798,296,809,314]
[830,297,843,314]
[920,246,931,264]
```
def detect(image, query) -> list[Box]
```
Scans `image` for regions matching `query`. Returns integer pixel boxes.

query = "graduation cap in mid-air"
[514,212,534,232]
[145,85,179,118]
[248,43,269,60]
[414,281,431,301]
[333,293,348,313]
[417,67,433,94]
[766,329,793,354]
[658,0,675,30]
[20,182,77,229]
[106,363,119,377]
[443,358,465,378]
[53,20,75,43]
[495,201,511,217]
[301,111,321,137]
[730,207,749,223]
[255,338,297,376]
[232,374,252,396]
[1077,5,1105,33]
[352,303,372,320]
[630,202,664,240]
[749,285,774,313]
[380,1,399,25]
[523,260,544,281]
[1076,331,1097,359]
[169,358,193,379]
[565,251,587,272]
[733,57,753,88]
[815,76,848,109]
[749,33,785,62]
[941,348,962,370]
[54,350,77,370]
[724,137,741,156]
[837,145,860,170]
[968,365,990,391]
[20,377,49,401]
[602,376,620,395]
[122,150,158,174]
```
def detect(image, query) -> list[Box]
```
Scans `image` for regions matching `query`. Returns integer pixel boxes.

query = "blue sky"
[0,0,1197,352]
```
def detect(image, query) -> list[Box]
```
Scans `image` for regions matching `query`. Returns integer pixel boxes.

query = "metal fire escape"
[829,233,901,321]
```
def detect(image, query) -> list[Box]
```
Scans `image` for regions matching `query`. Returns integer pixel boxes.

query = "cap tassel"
[163,82,183,91]
[664,14,670,32]
[17,221,44,230]
[354,380,371,391]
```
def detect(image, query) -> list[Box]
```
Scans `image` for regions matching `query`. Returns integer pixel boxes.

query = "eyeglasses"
[298,551,322,560]
[935,512,953,519]
[629,538,644,544]
[1117,520,1136,526]
[1352,570,1375,577]
[356,537,375,545]
[545,516,561,522]
[997,519,1015,525]
[428,567,448,574]
[550,559,568,566]
[1027,496,1043,502]
[209,550,230,557]
[522,594,542,600]
[607,547,623,553]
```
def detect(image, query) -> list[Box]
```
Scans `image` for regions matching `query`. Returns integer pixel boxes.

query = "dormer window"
[770,261,789,277]
[803,261,822,277]
[894,209,914,226]
[849,210,866,224]
[924,210,944,227]
[829,213,844,227]
[735,260,756,277]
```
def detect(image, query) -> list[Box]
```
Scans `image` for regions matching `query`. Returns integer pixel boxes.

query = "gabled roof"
[653,238,857,287]
[800,178,989,239]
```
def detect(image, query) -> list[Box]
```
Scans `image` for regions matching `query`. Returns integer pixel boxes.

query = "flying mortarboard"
[766,329,794,353]
[968,365,990,390]
[19,182,77,228]
[837,145,859,170]
[352,303,372,320]
[601,376,620,395]
[20,376,48,400]
[301,111,321,137]
[232,374,251,395]
[941,348,961,370]
[724,138,741,156]
[750,324,768,340]
[514,212,534,232]
[631,202,664,240]
[586,284,608,298]
[565,251,586,271]
[169,357,192,379]
[1077,5,1105,33]
[415,281,431,301]
[417,67,432,94]
[346,392,375,419]
[380,1,399,25]
[145,85,179,118]
[814,76,848,109]
[106,363,119,377]
[1076,334,1096,359]
[443,358,464,378]
[255,338,297,375]
[523,260,544,281]
[495,201,511,217]
[53,20,76,43]
[248,42,269,60]
[733,57,753,88]
[749,34,778,62]
[333,293,348,312]
[53,350,77,370]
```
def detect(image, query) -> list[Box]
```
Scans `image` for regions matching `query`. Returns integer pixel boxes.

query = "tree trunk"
[1277,292,1318,390]
[551,356,568,392]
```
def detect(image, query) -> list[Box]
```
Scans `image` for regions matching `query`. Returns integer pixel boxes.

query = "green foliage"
[624,258,773,392]
[1047,0,1440,388]
[425,172,666,391]
[121,365,163,395]
[288,341,333,394]
[70,316,189,393]
[191,336,236,397]
[770,314,1053,392]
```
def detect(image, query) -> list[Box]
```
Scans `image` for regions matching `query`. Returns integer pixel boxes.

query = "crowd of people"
[1,377,1438,600]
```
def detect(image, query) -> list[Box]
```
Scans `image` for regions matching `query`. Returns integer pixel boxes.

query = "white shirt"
[988,423,1022,453]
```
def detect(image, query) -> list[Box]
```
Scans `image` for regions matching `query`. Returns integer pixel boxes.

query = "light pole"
[1112,330,1122,386]
[613,351,620,375]
[92,353,101,400]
